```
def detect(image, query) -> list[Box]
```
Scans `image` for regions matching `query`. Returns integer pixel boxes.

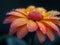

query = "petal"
[3,16,19,24]
[43,19,60,26]
[9,25,27,35]
[27,20,38,32]
[36,21,47,34]
[47,10,60,16]
[9,26,18,35]
[42,21,60,36]
[50,17,60,20]
[15,8,28,16]
[26,6,35,12]
[51,20,60,26]
[36,7,46,15]
[10,18,28,32]
[17,25,28,39]
[57,31,60,37]
[7,11,26,18]
[47,28,55,41]
[36,29,46,43]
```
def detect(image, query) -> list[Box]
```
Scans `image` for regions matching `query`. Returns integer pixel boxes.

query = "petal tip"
[3,19,8,24]
[57,31,60,37]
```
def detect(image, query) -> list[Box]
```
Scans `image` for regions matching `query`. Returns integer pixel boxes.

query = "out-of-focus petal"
[57,31,60,37]
[9,26,18,35]
[36,7,46,14]
[26,6,36,12]
[50,17,60,20]
[17,25,28,39]
[36,29,46,43]
[7,11,26,18]
[27,20,38,32]
[3,16,19,24]
[42,21,60,36]
[9,18,28,32]
[47,10,60,16]
[36,21,47,34]
[47,28,55,41]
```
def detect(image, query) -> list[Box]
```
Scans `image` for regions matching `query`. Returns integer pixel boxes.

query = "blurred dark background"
[0,0,60,45]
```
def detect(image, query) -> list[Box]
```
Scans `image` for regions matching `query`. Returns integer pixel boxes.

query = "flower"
[3,6,60,43]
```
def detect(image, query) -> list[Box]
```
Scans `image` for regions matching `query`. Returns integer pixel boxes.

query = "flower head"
[3,6,60,43]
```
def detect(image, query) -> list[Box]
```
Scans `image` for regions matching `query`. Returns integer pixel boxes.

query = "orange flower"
[3,6,60,43]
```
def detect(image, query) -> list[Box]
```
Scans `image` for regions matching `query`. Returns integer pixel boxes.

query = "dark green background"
[0,0,60,45]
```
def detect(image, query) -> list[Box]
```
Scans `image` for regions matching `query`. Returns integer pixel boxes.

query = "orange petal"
[42,21,60,36]
[27,20,38,32]
[51,20,60,26]
[47,28,55,41]
[43,19,60,26]
[9,25,27,35]
[36,21,47,34]
[17,25,28,39]
[10,18,28,32]
[15,8,28,16]
[3,16,19,24]
[7,11,26,18]
[36,29,46,43]
[9,26,17,35]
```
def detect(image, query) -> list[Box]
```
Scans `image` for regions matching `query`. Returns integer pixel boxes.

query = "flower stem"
[31,32,35,45]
